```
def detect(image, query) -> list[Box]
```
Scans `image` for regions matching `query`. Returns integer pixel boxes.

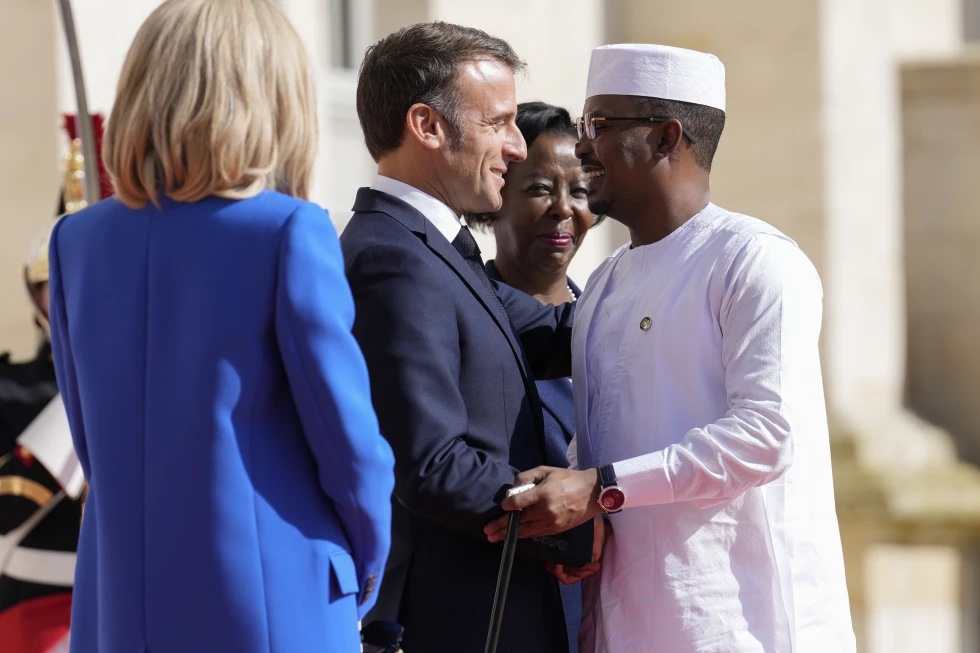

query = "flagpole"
[56,0,101,206]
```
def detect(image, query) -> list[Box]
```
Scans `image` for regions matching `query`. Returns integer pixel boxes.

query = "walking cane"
[484,483,535,653]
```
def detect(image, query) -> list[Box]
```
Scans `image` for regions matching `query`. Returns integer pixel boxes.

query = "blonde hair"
[104,0,317,208]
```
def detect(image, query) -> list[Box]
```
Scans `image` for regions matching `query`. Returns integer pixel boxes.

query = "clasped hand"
[548,515,610,584]
[483,466,607,582]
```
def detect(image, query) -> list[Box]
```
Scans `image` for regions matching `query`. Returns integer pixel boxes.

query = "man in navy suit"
[342,21,597,653]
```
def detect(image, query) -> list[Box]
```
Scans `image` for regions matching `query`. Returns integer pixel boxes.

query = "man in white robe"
[484,44,855,653]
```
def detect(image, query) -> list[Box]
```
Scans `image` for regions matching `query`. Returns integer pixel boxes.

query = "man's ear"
[405,103,447,151]
[652,119,685,160]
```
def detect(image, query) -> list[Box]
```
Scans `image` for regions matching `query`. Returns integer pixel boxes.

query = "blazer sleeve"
[48,216,91,481]
[275,204,395,617]
[495,281,574,380]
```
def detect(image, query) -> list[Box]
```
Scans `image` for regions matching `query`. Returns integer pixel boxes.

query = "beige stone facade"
[4,1,980,651]
[0,1,60,359]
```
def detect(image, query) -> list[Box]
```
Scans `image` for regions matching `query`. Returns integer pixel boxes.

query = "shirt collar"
[370,174,462,244]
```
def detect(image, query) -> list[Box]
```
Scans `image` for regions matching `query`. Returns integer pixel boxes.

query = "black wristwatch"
[597,463,626,514]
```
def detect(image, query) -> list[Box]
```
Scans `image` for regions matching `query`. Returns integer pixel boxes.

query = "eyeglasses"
[575,112,699,144]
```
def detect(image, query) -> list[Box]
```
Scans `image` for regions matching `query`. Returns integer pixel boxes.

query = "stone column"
[902,50,980,653]
[902,53,980,468]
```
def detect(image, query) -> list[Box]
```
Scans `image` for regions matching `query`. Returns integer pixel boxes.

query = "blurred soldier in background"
[0,114,109,653]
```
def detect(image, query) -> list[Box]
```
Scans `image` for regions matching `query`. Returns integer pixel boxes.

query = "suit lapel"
[351,188,530,380]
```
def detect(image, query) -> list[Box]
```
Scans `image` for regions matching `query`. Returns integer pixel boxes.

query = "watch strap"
[598,463,618,488]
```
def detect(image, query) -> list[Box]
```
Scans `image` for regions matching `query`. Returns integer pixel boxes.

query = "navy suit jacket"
[49,192,394,653]
[341,188,592,653]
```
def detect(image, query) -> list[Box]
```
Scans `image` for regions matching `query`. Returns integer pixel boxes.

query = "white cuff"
[613,451,674,509]
[16,395,85,499]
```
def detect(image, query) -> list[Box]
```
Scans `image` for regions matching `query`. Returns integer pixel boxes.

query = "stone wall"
[0,2,60,359]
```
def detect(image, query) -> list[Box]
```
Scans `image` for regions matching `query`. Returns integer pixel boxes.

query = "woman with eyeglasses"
[467,100,606,653]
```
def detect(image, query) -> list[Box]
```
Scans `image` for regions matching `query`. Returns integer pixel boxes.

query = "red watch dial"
[599,486,626,512]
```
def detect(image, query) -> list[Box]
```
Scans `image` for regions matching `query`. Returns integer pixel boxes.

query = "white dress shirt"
[370,174,461,243]
[574,204,855,653]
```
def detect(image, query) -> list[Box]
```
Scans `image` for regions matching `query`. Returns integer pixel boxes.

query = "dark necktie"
[452,226,504,311]
[453,227,534,381]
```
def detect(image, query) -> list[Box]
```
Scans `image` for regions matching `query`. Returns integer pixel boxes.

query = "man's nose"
[574,137,592,160]
[504,126,527,163]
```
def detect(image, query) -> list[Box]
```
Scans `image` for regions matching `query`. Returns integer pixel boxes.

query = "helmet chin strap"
[24,271,51,343]
[33,312,51,343]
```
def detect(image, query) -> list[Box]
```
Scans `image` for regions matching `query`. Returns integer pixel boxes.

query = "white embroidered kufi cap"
[585,43,726,112]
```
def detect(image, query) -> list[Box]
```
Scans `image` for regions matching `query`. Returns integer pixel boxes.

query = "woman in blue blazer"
[471,102,607,653]
[47,2,394,652]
